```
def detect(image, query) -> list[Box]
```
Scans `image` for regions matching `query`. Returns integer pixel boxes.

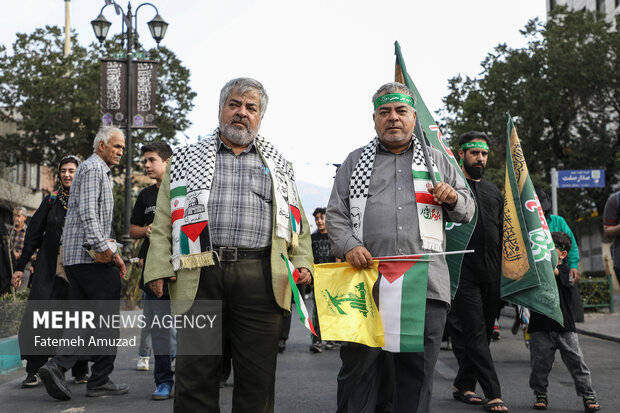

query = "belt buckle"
[218,247,238,262]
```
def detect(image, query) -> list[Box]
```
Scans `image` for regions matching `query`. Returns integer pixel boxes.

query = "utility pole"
[64,0,71,57]
[550,167,558,216]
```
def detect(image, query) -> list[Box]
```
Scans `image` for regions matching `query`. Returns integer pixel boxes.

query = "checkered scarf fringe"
[349,136,444,252]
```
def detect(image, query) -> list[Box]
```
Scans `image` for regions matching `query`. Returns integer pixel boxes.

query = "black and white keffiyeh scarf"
[168,129,302,271]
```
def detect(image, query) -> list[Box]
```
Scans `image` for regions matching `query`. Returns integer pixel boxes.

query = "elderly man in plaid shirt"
[38,126,128,401]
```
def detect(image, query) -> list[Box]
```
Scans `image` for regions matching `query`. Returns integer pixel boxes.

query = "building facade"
[547,0,620,26]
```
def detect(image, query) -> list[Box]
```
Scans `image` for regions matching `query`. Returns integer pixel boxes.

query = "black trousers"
[336,299,448,413]
[446,277,501,399]
[53,263,121,389]
[174,256,283,413]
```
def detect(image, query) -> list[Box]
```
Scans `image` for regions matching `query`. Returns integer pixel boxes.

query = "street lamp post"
[91,1,168,251]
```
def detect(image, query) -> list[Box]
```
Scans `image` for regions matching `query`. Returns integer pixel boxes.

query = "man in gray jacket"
[327,82,475,413]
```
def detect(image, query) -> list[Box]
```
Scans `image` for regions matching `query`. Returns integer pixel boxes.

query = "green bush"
[579,272,611,308]
[0,290,28,338]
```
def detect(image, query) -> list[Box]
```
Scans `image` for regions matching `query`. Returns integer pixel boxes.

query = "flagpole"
[375,250,474,260]
[415,124,438,187]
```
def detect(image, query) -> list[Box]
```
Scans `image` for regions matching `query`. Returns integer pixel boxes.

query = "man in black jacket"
[445,131,507,412]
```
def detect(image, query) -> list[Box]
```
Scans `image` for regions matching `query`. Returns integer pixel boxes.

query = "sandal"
[452,388,483,405]
[533,393,547,410]
[583,396,600,412]
[483,399,509,412]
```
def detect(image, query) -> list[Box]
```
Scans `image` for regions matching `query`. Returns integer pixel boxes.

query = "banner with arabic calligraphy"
[394,41,475,298]
[100,59,158,129]
[501,114,563,325]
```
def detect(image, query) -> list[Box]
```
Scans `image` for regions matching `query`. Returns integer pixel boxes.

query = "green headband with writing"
[373,93,415,110]
[460,141,489,151]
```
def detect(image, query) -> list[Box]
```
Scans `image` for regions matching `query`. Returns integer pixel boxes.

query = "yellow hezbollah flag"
[313,262,384,347]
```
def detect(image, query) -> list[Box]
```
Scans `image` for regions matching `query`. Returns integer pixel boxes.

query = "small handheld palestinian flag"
[281,254,317,336]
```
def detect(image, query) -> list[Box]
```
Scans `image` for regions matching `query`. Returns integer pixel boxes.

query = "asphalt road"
[1,307,618,412]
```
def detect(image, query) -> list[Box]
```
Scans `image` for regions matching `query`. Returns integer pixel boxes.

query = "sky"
[1,0,547,226]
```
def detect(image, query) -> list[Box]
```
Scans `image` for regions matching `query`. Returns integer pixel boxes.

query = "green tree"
[0,25,196,173]
[440,7,619,224]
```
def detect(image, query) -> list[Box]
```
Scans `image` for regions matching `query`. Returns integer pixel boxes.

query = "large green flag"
[394,41,476,297]
[502,113,563,325]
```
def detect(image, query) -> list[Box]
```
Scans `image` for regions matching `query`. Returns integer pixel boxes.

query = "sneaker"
[21,373,41,388]
[137,356,150,371]
[277,339,286,353]
[38,360,71,401]
[152,383,173,400]
[74,374,89,384]
[325,341,339,350]
[86,380,129,397]
[309,341,322,353]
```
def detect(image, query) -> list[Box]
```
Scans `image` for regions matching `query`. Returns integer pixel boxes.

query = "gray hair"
[372,82,416,112]
[13,207,26,215]
[219,78,269,119]
[93,126,124,151]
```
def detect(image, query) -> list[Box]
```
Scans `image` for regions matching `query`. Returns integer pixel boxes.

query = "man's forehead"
[109,133,125,144]
[228,88,260,103]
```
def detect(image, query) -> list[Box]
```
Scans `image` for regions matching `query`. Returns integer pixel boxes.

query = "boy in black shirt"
[528,232,600,411]
[130,142,175,400]
[309,207,337,352]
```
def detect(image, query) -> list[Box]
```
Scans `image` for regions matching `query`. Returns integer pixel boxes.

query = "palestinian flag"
[170,181,211,258]
[501,114,563,325]
[289,205,301,233]
[375,256,429,352]
[314,257,429,352]
[281,254,317,336]
[394,41,476,297]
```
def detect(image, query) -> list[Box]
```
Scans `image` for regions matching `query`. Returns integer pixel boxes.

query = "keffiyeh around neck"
[168,129,302,271]
[349,136,444,252]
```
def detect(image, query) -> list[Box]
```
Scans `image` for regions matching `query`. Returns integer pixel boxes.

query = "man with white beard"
[144,78,313,412]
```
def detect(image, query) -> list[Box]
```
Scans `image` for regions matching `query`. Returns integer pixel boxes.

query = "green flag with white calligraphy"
[501,113,563,325]
[394,41,476,297]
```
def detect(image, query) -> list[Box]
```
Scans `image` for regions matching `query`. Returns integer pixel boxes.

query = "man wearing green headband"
[445,131,508,411]
[327,82,475,413]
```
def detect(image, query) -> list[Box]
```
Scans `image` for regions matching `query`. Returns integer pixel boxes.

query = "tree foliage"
[0,25,196,174]
[440,7,619,224]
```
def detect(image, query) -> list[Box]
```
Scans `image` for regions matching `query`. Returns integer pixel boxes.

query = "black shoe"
[278,339,286,353]
[21,373,41,388]
[38,360,71,400]
[86,380,129,397]
[309,341,322,353]
[325,341,339,350]
[74,374,89,384]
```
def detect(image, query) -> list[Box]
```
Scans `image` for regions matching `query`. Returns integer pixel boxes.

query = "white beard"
[220,123,256,146]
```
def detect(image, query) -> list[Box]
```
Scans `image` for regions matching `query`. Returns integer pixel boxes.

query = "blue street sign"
[557,169,605,188]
